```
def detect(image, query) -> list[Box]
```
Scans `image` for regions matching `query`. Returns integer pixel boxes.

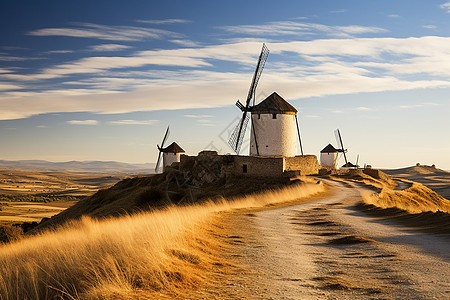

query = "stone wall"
[285,155,319,175]
[179,152,319,183]
[231,156,285,177]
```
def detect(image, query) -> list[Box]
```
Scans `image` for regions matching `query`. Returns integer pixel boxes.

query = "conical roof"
[251,92,297,114]
[162,142,185,153]
[320,144,338,153]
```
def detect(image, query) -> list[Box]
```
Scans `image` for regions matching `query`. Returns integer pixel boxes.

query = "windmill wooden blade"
[155,126,170,173]
[335,129,348,164]
[155,150,162,173]
[228,113,250,154]
[161,126,170,149]
[246,43,269,107]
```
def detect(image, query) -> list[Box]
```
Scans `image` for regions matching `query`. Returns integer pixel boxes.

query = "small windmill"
[155,126,170,173]
[228,43,269,154]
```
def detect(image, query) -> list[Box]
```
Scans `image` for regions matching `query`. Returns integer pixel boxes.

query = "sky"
[0,0,449,170]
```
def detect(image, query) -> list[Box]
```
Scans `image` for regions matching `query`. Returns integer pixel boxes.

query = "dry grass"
[361,182,450,214]
[0,182,324,299]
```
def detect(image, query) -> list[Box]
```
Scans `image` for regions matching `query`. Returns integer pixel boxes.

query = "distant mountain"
[0,160,155,174]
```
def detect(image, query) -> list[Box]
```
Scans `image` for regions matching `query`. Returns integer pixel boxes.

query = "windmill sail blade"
[161,126,170,149]
[246,43,269,107]
[228,113,250,154]
[155,151,162,173]
[334,129,348,164]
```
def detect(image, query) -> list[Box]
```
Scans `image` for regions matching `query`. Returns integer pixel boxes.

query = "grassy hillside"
[0,181,325,299]
[36,169,299,231]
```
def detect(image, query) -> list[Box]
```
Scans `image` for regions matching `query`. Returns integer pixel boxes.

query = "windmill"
[155,126,170,173]
[228,43,269,154]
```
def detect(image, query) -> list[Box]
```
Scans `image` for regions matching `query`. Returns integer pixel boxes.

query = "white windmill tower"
[228,44,304,157]
[320,144,339,167]
[155,126,185,173]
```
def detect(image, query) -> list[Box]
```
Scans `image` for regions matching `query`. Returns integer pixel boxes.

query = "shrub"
[0,225,23,244]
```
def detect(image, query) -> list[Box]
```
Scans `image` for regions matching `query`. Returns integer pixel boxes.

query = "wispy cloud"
[89,44,132,52]
[0,83,23,91]
[184,114,213,118]
[67,120,99,125]
[28,22,181,41]
[398,102,441,109]
[137,19,190,25]
[387,14,401,18]
[0,55,39,61]
[422,25,437,29]
[353,106,372,111]
[440,2,450,13]
[169,39,201,47]
[219,21,386,38]
[45,50,74,54]
[109,119,158,125]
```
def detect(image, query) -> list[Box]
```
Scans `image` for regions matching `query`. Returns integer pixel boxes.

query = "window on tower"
[272,114,277,119]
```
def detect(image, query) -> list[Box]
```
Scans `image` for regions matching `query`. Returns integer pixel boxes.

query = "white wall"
[320,152,337,167]
[249,113,297,157]
[163,152,181,170]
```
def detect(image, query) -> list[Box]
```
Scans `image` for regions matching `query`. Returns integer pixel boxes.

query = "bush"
[0,225,23,244]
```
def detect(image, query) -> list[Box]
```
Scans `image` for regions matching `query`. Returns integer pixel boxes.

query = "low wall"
[231,156,285,177]
[285,155,319,175]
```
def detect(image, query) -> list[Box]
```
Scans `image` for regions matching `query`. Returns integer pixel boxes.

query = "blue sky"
[0,0,449,170]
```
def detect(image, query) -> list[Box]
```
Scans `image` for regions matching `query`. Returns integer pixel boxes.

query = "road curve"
[212,180,450,299]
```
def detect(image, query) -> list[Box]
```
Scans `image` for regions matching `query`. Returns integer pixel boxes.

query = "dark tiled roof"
[162,142,185,153]
[342,162,357,168]
[320,144,338,153]
[251,92,297,114]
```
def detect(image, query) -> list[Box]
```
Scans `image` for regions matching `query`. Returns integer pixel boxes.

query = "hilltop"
[383,165,450,199]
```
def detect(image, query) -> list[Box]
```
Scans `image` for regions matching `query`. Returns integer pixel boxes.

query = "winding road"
[212,180,450,299]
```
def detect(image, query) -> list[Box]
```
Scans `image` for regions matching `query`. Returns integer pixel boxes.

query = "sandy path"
[210,180,450,299]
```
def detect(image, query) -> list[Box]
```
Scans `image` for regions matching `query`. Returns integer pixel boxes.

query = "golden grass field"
[0,180,325,299]
[0,169,126,225]
[0,169,125,196]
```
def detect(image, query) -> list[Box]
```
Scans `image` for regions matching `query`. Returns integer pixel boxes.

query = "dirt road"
[210,180,450,299]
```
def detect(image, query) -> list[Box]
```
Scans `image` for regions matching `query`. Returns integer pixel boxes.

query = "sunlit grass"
[0,181,324,299]
[361,182,450,214]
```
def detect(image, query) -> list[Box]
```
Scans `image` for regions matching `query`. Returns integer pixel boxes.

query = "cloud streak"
[89,44,132,52]
[109,120,158,125]
[137,19,190,25]
[219,21,386,38]
[67,120,99,125]
[28,23,181,41]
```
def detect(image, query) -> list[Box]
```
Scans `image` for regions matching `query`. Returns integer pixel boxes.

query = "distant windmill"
[334,129,356,168]
[228,43,270,154]
[155,127,186,173]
